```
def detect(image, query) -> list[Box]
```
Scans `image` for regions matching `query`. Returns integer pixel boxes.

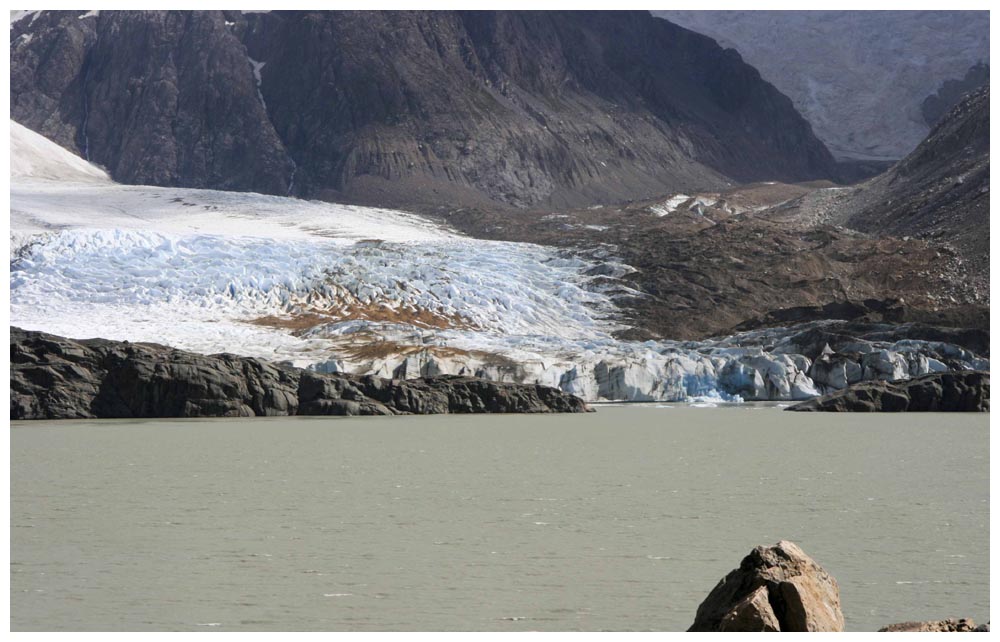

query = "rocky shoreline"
[11,326,990,417]
[787,370,989,412]
[10,327,589,419]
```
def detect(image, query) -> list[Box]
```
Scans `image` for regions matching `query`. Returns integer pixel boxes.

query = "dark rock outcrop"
[11,10,838,210]
[880,618,987,632]
[787,370,989,412]
[689,540,845,632]
[726,300,991,343]
[774,319,990,361]
[10,327,589,419]
[923,63,990,126]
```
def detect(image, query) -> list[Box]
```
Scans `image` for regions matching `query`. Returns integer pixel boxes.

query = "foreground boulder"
[689,540,844,632]
[10,327,589,419]
[787,371,989,412]
[879,618,988,632]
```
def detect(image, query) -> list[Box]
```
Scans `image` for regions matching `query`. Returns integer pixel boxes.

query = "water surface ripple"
[10,406,989,631]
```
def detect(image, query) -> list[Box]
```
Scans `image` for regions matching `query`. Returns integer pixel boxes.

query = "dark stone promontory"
[787,370,989,412]
[10,327,590,419]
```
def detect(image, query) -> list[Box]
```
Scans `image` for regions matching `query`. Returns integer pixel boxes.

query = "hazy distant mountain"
[655,10,989,162]
[11,10,837,210]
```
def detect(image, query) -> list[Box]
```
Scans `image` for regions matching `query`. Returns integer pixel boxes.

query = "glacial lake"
[10,406,989,631]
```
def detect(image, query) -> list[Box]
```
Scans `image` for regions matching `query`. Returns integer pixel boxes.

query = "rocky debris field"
[439,179,988,343]
[787,370,989,412]
[10,327,589,420]
[436,86,989,342]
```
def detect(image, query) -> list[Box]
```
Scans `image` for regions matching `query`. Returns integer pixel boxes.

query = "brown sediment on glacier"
[248,300,475,334]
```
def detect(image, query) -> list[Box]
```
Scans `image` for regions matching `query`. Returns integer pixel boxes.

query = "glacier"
[8,120,989,402]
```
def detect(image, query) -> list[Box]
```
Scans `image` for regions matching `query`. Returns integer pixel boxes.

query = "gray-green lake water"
[10,406,989,631]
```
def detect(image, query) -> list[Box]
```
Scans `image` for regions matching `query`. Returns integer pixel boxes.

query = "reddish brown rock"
[719,586,780,632]
[689,540,844,632]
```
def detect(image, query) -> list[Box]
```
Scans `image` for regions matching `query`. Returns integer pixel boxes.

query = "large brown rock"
[689,540,845,632]
[879,618,986,632]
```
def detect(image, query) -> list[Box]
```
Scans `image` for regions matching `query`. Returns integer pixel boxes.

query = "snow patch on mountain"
[10,10,43,28]
[10,121,110,183]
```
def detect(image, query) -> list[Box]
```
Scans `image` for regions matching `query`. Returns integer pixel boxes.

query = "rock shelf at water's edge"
[10,327,590,419]
[787,370,989,412]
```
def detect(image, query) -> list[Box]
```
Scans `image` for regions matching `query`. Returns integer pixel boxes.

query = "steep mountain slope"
[836,86,990,294]
[656,11,989,161]
[11,10,837,209]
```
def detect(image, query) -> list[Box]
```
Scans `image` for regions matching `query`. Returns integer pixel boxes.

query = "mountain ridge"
[11,10,838,210]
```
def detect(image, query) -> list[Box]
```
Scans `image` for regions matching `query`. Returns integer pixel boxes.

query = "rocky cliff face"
[10,327,590,419]
[656,11,989,161]
[11,10,837,209]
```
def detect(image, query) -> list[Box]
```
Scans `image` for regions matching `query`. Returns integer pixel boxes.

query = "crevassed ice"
[10,229,623,341]
[11,226,989,403]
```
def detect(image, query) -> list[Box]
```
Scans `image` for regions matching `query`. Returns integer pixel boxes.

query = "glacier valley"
[9,121,988,402]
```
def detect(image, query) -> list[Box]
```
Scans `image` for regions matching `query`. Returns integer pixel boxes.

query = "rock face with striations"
[10,327,589,419]
[787,371,989,413]
[689,540,845,632]
[10,10,837,210]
